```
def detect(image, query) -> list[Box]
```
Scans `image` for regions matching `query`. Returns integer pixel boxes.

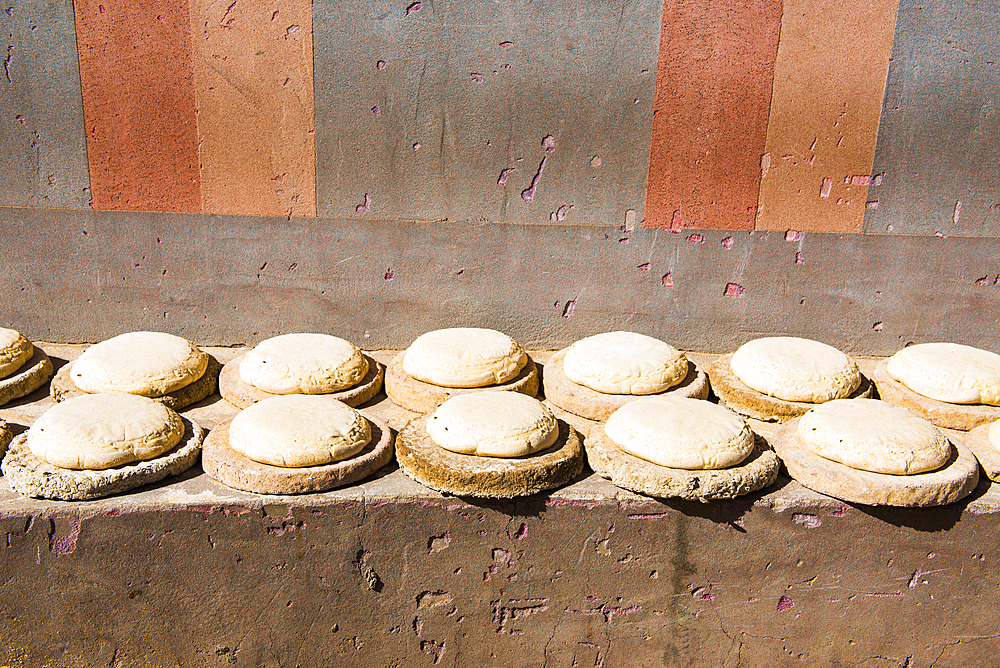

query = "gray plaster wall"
[2,207,1000,355]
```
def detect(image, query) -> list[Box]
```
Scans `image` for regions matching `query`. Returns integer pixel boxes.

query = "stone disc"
[219,353,385,410]
[771,417,979,507]
[385,352,539,414]
[873,359,1000,431]
[51,354,222,410]
[395,415,583,498]
[543,347,710,421]
[0,346,54,407]
[1,417,204,501]
[202,415,394,495]
[585,427,779,502]
[0,420,12,458]
[964,423,1000,482]
[709,353,873,422]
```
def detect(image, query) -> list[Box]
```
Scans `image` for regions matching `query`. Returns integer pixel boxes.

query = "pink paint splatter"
[542,135,556,152]
[371,105,380,116]
[661,273,673,287]
[721,236,733,249]
[376,60,386,70]
[549,204,573,221]
[820,178,833,199]
[637,262,651,271]
[51,518,81,555]
[724,282,745,297]
[562,298,576,318]
[413,142,421,150]
[686,233,703,244]
[384,267,394,281]
[499,41,513,48]
[785,229,801,241]
[355,193,371,213]
[470,72,483,83]
[670,210,683,233]
[498,168,515,186]
[866,200,879,210]
[406,1,421,14]
[521,156,547,202]
[976,276,989,285]
[776,596,794,612]
[873,321,884,331]
[795,251,804,264]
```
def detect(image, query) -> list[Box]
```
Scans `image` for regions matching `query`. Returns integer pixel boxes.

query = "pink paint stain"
[873,321,884,331]
[686,233,703,244]
[356,193,372,213]
[670,210,683,233]
[376,60,386,70]
[51,518,81,555]
[976,276,989,285]
[498,168,515,186]
[549,204,573,221]
[406,1,421,14]
[724,282,745,297]
[777,596,794,612]
[562,298,576,318]
[372,105,380,116]
[470,72,483,83]
[637,262,651,271]
[521,156,547,202]
[721,236,734,249]
[785,229,801,241]
[384,267,394,280]
[795,251,804,265]
[542,135,555,152]
[661,273,673,287]
[499,41,513,48]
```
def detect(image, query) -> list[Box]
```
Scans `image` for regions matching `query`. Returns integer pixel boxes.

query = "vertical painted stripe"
[0,0,90,209]
[74,0,201,212]
[190,0,317,218]
[755,0,899,233]
[865,0,1000,236]
[645,0,782,231]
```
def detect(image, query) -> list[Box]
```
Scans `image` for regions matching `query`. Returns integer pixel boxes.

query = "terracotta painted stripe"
[755,0,900,233]
[190,0,316,218]
[644,0,782,231]
[74,0,202,213]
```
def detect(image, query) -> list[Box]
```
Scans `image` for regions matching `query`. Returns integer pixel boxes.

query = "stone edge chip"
[873,359,1000,431]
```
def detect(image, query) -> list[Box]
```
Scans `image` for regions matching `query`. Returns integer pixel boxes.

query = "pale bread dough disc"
[239,333,368,394]
[228,394,371,468]
[0,328,33,380]
[729,337,861,403]
[402,328,527,388]
[427,392,558,458]
[27,392,185,470]
[885,342,1000,405]
[562,332,689,395]
[796,398,950,475]
[71,331,209,396]
[604,395,754,470]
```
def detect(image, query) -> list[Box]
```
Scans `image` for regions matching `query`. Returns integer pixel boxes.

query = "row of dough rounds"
[0,326,997,507]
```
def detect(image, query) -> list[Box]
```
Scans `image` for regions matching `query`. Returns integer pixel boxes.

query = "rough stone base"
[201,416,394,495]
[586,427,780,501]
[385,352,540,414]
[0,417,203,501]
[772,418,980,506]
[965,424,1000,481]
[0,420,11,458]
[51,355,222,411]
[218,353,385,409]
[0,346,54,407]
[543,348,710,421]
[709,353,874,422]
[396,415,583,497]
[873,359,1000,431]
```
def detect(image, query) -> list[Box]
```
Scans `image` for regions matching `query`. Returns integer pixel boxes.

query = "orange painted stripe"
[755,0,900,233]
[75,0,202,213]
[190,0,317,217]
[645,0,782,230]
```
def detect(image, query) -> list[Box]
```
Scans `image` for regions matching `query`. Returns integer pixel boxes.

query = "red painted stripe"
[645,0,782,230]
[75,0,201,212]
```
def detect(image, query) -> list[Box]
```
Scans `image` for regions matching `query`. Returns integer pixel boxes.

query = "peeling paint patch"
[520,156,547,202]
[561,298,576,318]
[785,229,801,241]
[792,513,821,528]
[820,178,833,199]
[954,200,962,225]
[686,233,703,244]
[795,251,804,264]
[777,595,794,612]
[722,236,734,249]
[873,321,884,331]
[406,1,422,14]
[724,282,745,297]
[51,518,81,555]
[661,273,673,287]
[761,152,771,178]
[637,262,651,271]
[497,168,515,186]
[355,192,371,213]
[550,204,573,221]
[428,533,450,552]
[417,591,453,609]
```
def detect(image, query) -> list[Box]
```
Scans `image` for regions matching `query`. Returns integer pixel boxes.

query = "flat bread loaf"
[604,395,753,470]
[562,332,688,395]
[427,392,558,457]
[796,398,950,475]
[72,331,208,396]
[228,395,370,468]
[403,328,527,388]
[239,333,368,394]
[729,337,861,403]
[886,342,1000,405]
[27,393,184,470]
[0,327,33,379]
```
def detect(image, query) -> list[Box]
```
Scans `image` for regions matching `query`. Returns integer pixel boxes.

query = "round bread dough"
[72,331,209,397]
[562,332,689,395]
[604,395,754,470]
[729,337,861,403]
[228,395,371,468]
[27,393,184,470]
[239,333,368,394]
[796,398,950,475]
[886,342,1000,405]
[403,328,527,388]
[427,392,558,457]
[0,327,33,380]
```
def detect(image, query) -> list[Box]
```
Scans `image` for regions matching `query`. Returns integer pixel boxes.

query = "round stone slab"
[0,420,12,458]
[219,353,385,410]
[1,417,203,501]
[0,346,54,407]
[586,427,779,502]
[51,354,222,410]
[385,352,539,414]
[771,417,979,507]
[202,415,393,495]
[543,347,709,421]
[873,359,1000,431]
[964,423,1000,482]
[709,353,873,422]
[396,415,583,498]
